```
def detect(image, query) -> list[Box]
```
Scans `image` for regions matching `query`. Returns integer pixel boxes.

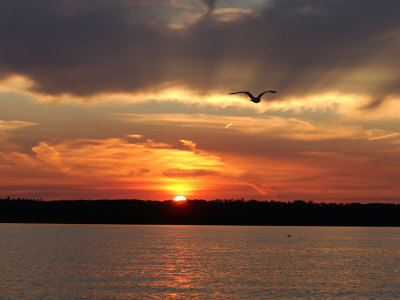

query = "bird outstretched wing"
[229,91,254,98]
[257,90,277,98]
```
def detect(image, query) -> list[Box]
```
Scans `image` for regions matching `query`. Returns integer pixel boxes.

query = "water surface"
[1,224,400,298]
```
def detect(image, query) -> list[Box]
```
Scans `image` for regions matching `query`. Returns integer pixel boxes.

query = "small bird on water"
[229,90,277,103]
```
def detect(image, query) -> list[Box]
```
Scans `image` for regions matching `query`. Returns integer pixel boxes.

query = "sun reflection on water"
[2,225,400,298]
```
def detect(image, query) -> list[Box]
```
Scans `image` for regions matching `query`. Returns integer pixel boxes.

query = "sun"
[173,195,187,201]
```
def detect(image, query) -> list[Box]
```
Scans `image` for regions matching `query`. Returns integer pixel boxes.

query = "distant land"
[1,199,400,226]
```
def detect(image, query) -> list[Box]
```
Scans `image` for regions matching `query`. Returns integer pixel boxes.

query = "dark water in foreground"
[1,224,400,299]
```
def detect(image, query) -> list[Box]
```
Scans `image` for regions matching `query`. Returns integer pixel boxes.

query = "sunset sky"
[1,0,400,202]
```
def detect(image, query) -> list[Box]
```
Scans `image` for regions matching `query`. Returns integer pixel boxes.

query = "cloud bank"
[1,0,400,107]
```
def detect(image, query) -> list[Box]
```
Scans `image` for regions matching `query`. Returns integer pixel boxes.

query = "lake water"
[1,224,400,299]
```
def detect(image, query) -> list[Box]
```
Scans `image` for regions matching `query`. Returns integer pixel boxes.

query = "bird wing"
[229,91,254,98]
[257,90,277,98]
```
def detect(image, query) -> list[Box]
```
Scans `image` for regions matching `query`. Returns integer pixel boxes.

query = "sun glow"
[173,196,187,201]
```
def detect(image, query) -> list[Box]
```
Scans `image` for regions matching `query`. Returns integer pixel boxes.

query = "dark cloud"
[1,0,400,104]
[201,0,216,14]
[360,97,385,110]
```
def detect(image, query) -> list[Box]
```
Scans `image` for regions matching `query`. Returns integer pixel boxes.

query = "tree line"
[1,198,400,226]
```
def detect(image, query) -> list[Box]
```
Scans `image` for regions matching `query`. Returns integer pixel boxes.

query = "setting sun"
[173,196,187,201]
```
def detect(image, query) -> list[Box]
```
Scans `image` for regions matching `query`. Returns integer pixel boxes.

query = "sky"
[1,0,400,202]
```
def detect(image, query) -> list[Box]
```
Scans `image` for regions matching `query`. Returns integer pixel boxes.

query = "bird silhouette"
[229,90,277,103]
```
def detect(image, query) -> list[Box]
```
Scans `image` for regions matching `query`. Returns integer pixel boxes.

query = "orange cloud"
[126,134,143,139]
[1,131,400,201]
[0,120,38,131]
[0,136,245,199]
[180,139,197,150]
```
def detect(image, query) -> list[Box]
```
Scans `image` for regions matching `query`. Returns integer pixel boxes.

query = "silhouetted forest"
[1,198,400,226]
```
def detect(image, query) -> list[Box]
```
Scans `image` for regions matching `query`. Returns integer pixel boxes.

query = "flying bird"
[229,90,277,103]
